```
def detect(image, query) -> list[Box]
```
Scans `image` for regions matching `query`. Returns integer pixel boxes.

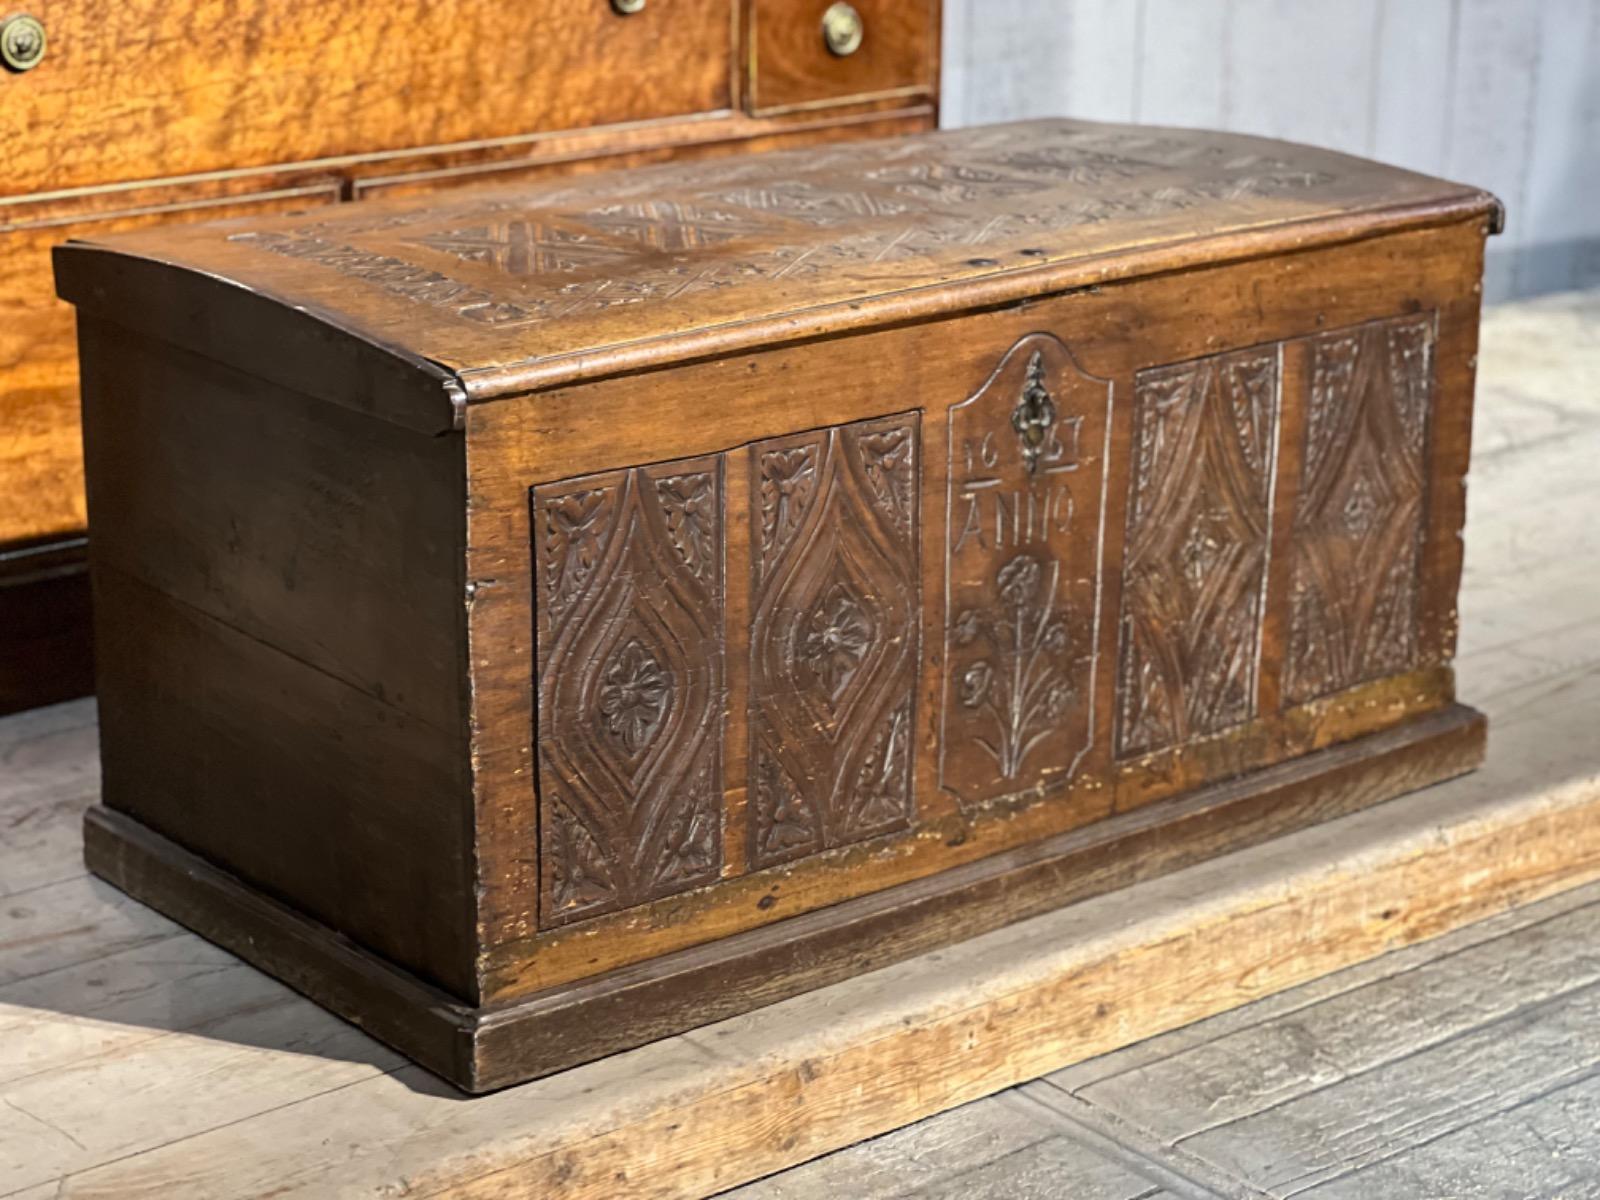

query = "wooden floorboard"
[1,289,1598,1198]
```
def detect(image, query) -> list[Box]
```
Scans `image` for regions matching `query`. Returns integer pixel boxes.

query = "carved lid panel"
[58,119,1497,407]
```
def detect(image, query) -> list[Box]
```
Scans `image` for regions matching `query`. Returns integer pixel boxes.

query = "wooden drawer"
[746,0,937,113]
[0,0,734,196]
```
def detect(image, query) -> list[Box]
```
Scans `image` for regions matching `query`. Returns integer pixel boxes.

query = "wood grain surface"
[461,218,1487,1003]
[0,0,729,197]
[0,288,1595,1193]
[760,881,1600,1200]
[59,119,1496,1087]
[1,182,344,543]
[746,0,938,114]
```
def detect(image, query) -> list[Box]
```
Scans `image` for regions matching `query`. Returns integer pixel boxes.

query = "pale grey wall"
[941,0,1600,302]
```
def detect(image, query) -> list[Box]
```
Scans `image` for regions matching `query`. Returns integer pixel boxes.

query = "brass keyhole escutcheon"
[611,0,646,13]
[822,2,863,57]
[1011,351,1056,475]
[0,13,45,72]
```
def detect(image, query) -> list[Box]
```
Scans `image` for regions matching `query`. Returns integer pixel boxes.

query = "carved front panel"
[533,459,725,928]
[1285,314,1434,704]
[1117,347,1281,757]
[748,414,920,870]
[941,334,1112,806]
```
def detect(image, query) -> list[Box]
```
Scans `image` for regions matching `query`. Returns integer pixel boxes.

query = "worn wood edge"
[82,704,1481,1094]
[54,248,467,436]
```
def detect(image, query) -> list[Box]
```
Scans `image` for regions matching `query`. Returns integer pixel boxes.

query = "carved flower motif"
[857,427,914,527]
[1341,474,1381,537]
[598,638,672,755]
[951,607,983,646]
[959,661,993,708]
[997,554,1042,606]
[1179,507,1229,591]
[758,754,818,859]
[544,489,609,610]
[760,447,818,551]
[950,553,1073,780]
[800,583,874,701]
[657,473,713,577]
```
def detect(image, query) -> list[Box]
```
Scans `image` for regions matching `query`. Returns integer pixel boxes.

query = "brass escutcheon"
[0,13,45,72]
[821,2,863,57]
[1011,351,1057,475]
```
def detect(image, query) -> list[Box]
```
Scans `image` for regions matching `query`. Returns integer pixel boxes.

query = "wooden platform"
[3,288,1598,1198]
[734,875,1600,1198]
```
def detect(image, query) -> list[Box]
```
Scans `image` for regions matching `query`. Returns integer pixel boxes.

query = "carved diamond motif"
[1285,314,1434,704]
[1116,347,1279,758]
[1339,472,1382,536]
[414,221,631,275]
[534,459,724,927]
[749,415,920,868]
[1177,502,1232,596]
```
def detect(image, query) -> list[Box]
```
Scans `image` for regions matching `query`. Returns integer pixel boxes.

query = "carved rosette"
[532,457,725,928]
[941,334,1112,806]
[1285,314,1434,704]
[748,413,921,869]
[1116,347,1281,757]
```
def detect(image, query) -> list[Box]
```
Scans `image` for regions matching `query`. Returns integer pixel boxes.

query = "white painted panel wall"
[941,0,1600,300]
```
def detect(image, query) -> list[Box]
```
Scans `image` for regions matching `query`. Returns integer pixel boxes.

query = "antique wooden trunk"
[56,119,1499,1093]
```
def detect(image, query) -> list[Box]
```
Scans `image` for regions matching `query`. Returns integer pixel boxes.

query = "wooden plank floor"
[2,288,1598,1199]
[729,881,1600,1199]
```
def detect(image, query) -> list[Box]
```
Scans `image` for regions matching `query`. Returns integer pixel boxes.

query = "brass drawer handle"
[611,0,645,13]
[822,2,863,57]
[0,12,45,72]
